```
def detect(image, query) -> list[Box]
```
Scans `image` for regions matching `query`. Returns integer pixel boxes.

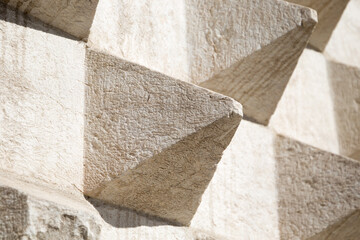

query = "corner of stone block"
[213,92,243,120]
[229,99,243,120]
[300,7,318,28]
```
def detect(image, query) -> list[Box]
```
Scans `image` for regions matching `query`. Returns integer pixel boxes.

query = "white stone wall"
[0,0,359,239]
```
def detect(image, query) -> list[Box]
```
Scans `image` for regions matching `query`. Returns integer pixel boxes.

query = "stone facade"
[0,0,359,239]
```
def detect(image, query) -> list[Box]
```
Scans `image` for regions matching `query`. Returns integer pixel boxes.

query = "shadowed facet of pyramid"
[274,134,360,239]
[88,0,317,125]
[190,120,360,239]
[84,50,242,225]
[0,172,232,239]
[0,0,99,39]
[0,3,242,226]
[0,0,317,125]
[270,49,360,160]
[307,210,360,240]
[286,0,350,52]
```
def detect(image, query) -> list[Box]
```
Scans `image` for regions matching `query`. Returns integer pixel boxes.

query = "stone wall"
[0,0,359,239]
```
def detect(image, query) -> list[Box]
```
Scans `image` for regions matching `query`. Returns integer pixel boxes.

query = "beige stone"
[84,49,242,225]
[0,4,86,194]
[1,115,359,240]
[270,49,360,159]
[308,210,360,240]
[88,0,317,124]
[349,150,360,161]
[191,120,280,239]
[0,172,225,240]
[325,0,360,68]
[286,0,350,51]
[0,0,98,39]
[276,135,360,239]
[191,120,360,239]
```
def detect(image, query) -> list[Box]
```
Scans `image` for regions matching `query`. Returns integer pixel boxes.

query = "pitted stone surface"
[276,135,360,239]
[88,0,317,124]
[84,49,242,225]
[0,174,228,240]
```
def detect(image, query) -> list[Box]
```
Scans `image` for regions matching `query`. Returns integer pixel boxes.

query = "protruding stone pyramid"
[2,121,358,240]
[0,3,243,226]
[88,0,317,125]
[270,49,360,159]
[84,50,242,225]
[1,0,359,239]
[286,0,350,51]
[191,120,360,239]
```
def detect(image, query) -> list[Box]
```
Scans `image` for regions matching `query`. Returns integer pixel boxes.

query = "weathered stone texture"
[0,0,99,39]
[0,174,226,240]
[0,4,86,194]
[0,185,28,239]
[0,0,358,239]
[84,49,242,225]
[286,0,350,51]
[270,49,360,158]
[1,120,359,239]
[88,0,317,124]
[308,210,360,240]
[276,135,360,239]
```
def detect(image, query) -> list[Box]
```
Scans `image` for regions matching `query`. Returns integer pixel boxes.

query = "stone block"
[88,0,317,124]
[286,0,350,51]
[1,120,359,239]
[190,120,360,239]
[270,49,360,159]
[0,0,98,39]
[0,4,86,194]
[84,49,243,225]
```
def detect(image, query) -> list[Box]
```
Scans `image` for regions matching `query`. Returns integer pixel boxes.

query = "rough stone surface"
[287,0,350,51]
[0,173,227,240]
[2,121,358,240]
[308,210,360,240]
[84,49,242,225]
[0,0,359,239]
[0,4,86,194]
[270,49,360,158]
[275,135,360,239]
[88,0,317,125]
[325,0,360,68]
[0,0,99,39]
